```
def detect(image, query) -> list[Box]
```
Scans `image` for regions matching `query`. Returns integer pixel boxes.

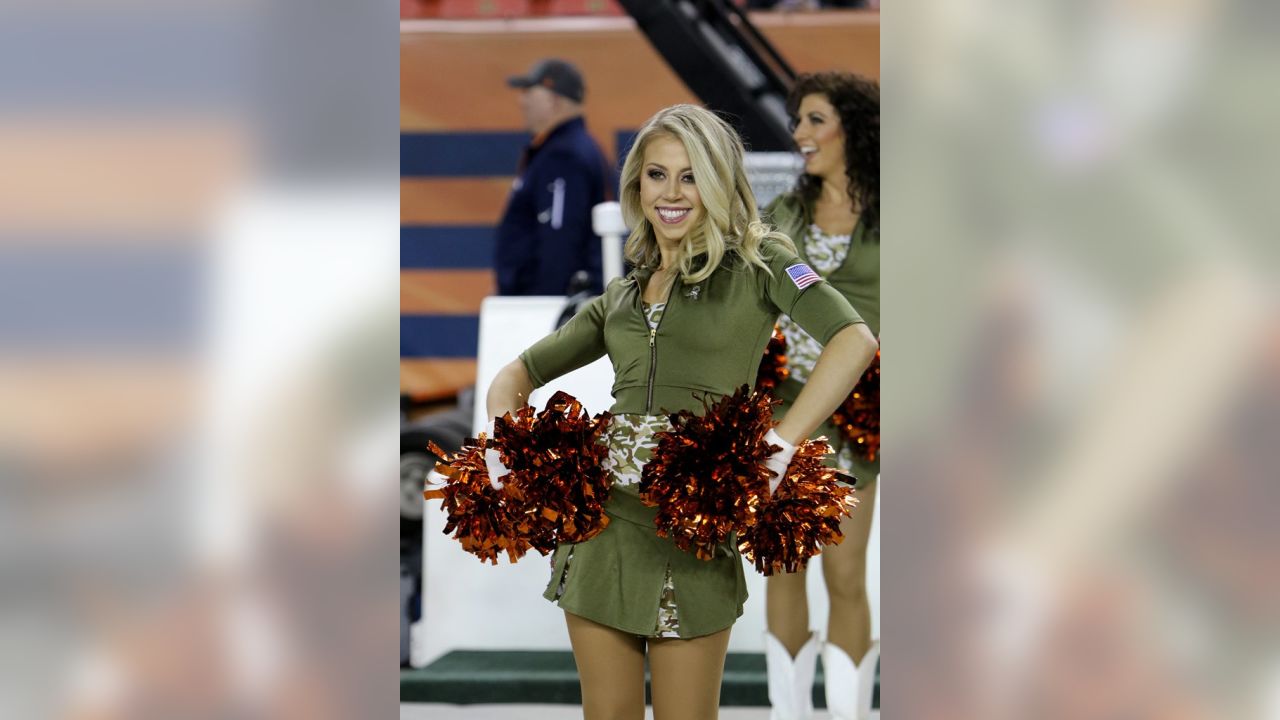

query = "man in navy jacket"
[496,59,614,296]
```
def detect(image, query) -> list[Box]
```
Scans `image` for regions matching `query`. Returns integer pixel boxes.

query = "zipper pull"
[649,328,656,347]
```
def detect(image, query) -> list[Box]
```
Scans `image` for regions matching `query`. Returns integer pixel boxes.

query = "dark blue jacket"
[495,117,614,296]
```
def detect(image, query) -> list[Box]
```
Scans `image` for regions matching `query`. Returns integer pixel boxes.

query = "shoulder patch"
[785,263,821,290]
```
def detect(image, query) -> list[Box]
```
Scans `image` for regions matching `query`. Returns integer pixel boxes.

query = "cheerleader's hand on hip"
[481,420,511,490]
[762,428,798,496]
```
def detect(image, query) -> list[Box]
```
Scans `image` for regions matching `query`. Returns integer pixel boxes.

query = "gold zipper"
[644,278,677,414]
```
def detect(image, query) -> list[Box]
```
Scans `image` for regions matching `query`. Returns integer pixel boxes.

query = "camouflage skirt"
[542,414,747,639]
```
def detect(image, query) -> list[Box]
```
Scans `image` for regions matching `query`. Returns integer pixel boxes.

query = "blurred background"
[884,0,1279,718]
[0,0,399,717]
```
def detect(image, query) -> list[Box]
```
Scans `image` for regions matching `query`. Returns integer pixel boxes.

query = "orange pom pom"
[832,347,880,462]
[425,391,613,563]
[754,326,790,394]
[639,386,777,560]
[424,433,551,565]
[498,391,613,545]
[737,439,858,576]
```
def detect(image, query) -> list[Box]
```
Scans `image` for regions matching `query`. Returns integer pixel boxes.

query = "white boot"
[822,640,879,720]
[764,630,821,720]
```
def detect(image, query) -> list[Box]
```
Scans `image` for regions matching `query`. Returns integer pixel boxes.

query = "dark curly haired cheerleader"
[761,71,882,720]
[788,71,879,236]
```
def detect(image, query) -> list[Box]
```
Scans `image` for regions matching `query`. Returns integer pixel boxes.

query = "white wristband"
[482,419,508,489]
[764,428,797,463]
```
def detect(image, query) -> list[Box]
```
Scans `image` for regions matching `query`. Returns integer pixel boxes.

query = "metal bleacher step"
[401,650,879,708]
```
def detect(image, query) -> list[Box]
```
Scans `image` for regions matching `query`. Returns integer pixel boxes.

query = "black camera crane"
[616,0,797,151]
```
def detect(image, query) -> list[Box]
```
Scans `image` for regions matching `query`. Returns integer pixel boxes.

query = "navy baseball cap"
[506,58,585,103]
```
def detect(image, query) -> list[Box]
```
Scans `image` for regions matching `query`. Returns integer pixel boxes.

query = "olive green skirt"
[542,485,748,639]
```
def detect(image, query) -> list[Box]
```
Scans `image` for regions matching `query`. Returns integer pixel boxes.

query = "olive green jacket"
[763,191,881,485]
[521,238,864,416]
[763,192,879,337]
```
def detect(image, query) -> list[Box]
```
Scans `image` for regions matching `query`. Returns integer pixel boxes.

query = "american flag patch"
[785,263,821,290]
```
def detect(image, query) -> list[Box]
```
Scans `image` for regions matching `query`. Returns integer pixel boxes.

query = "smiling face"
[792,93,847,182]
[639,134,703,247]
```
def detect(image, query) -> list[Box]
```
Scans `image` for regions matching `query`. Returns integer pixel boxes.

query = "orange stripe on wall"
[402,358,477,400]
[401,177,514,225]
[400,24,696,138]
[400,12,877,136]
[401,270,495,315]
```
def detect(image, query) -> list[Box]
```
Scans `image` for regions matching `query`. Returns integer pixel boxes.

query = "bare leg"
[823,478,877,660]
[648,627,732,720]
[564,611,647,720]
[765,565,811,656]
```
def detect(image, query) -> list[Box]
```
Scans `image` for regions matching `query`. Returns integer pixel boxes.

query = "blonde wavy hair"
[619,104,795,284]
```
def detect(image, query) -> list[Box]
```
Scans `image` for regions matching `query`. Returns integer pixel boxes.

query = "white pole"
[592,201,627,287]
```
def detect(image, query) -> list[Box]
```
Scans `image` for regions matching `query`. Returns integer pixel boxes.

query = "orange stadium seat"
[401,0,437,18]
[432,0,533,18]
[544,0,625,15]
[401,0,622,20]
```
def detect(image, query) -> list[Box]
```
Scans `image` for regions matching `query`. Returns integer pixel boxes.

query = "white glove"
[482,420,510,490]
[762,428,798,496]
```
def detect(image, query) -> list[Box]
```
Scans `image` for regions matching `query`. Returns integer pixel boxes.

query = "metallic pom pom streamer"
[497,391,613,545]
[737,440,859,576]
[424,391,613,564]
[423,434,548,564]
[832,347,880,462]
[754,326,790,394]
[639,386,777,560]
[640,384,860,572]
